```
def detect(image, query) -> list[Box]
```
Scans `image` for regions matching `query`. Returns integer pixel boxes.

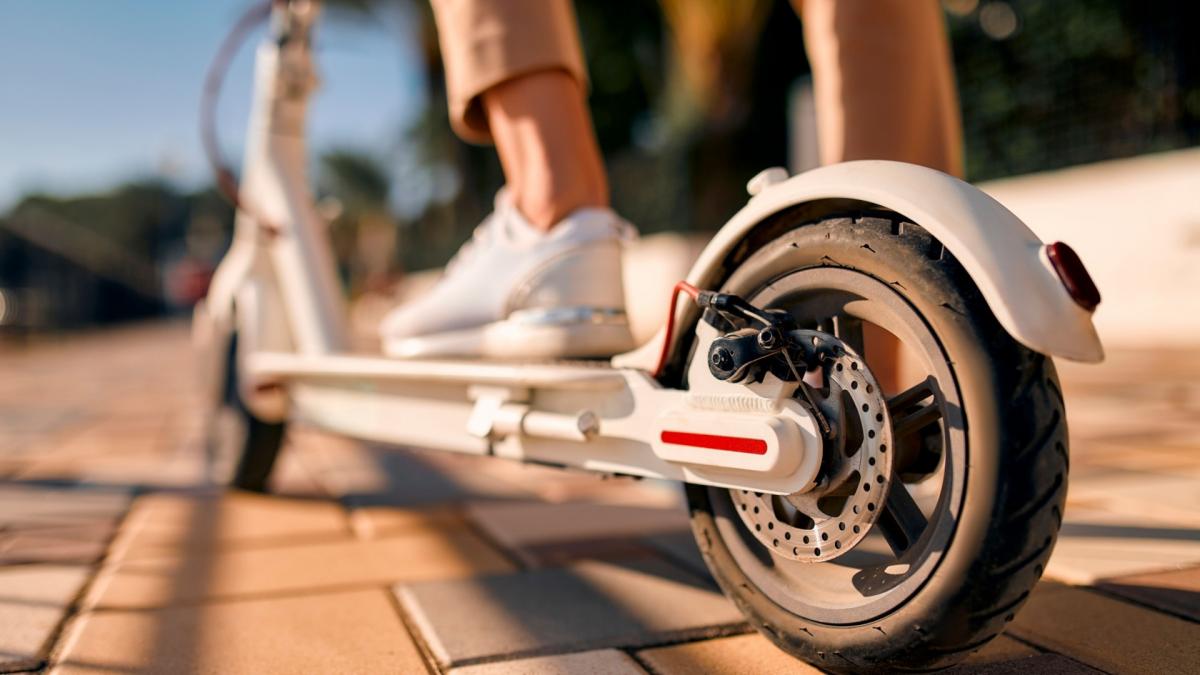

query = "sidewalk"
[1,321,1198,674]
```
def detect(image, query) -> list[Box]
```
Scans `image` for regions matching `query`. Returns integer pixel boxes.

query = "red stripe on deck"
[660,431,768,455]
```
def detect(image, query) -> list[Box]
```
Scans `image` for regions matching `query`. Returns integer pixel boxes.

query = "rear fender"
[617,161,1103,372]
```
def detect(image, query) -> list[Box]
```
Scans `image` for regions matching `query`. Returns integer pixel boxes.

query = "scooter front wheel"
[208,331,286,492]
[685,213,1067,672]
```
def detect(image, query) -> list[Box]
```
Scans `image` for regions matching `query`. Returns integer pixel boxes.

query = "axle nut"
[757,327,782,350]
[710,347,735,373]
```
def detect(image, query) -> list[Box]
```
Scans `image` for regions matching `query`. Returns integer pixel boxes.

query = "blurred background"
[1,0,1198,345]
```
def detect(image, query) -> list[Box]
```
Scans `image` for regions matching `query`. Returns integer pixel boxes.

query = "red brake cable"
[653,281,701,380]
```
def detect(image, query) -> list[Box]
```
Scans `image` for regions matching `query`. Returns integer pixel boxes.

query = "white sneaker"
[380,190,637,360]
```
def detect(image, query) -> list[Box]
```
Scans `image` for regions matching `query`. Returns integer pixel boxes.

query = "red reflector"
[1046,242,1101,312]
[660,431,768,455]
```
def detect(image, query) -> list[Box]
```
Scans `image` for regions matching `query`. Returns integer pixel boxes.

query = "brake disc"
[730,336,894,562]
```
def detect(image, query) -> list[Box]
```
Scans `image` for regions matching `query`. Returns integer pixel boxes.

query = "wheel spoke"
[877,475,927,557]
[887,377,942,437]
[830,315,865,356]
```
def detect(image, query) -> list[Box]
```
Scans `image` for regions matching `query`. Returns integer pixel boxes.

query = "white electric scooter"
[195,2,1104,671]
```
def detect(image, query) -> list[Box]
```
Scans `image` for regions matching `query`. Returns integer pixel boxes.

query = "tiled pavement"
[1,322,1198,674]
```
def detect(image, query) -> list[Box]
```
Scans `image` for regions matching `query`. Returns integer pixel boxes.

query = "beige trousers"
[429,0,963,176]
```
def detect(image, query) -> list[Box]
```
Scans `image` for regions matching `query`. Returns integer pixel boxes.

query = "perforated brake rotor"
[730,335,893,562]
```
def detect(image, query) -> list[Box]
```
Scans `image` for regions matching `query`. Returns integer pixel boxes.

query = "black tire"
[217,332,286,492]
[686,212,1068,672]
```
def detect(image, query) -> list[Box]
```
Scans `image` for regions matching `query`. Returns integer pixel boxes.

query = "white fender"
[616,161,1102,370]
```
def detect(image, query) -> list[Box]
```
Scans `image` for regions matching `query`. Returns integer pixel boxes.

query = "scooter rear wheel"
[685,212,1067,672]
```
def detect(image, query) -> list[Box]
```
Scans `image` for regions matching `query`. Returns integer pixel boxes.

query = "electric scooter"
[194,2,1104,671]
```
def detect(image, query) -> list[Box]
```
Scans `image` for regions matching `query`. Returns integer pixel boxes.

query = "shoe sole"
[382,313,637,361]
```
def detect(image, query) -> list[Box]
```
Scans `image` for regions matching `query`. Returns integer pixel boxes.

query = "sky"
[0,0,426,211]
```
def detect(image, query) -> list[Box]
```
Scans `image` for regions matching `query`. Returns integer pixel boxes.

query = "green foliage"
[319,150,391,210]
[949,0,1200,180]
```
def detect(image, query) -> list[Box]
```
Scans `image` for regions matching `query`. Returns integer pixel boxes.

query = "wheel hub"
[731,334,894,562]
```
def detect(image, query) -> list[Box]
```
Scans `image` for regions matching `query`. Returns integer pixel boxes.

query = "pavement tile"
[943,635,1042,671]
[635,631,1082,675]
[466,500,689,553]
[0,604,71,673]
[0,533,109,566]
[396,559,746,668]
[1007,582,1200,675]
[945,654,1102,674]
[51,589,426,674]
[349,505,466,539]
[266,445,328,498]
[87,528,513,609]
[1098,565,1200,621]
[107,491,351,561]
[0,519,116,568]
[287,432,537,507]
[519,538,663,568]
[635,633,821,674]
[0,564,91,672]
[1066,473,1200,528]
[641,531,710,580]
[1082,443,1200,473]
[448,649,645,675]
[0,487,129,526]
[16,451,210,489]
[1045,505,1200,584]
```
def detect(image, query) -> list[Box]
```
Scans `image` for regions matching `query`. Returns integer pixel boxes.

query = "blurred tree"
[948,0,1200,180]
[317,149,400,292]
[0,181,243,329]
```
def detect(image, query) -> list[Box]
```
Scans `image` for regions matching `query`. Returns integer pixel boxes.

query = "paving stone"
[107,491,351,561]
[0,563,92,608]
[52,589,426,674]
[944,634,1041,671]
[1066,473,1200,528]
[0,565,91,672]
[1045,505,1200,584]
[266,445,328,498]
[0,532,109,565]
[466,500,689,556]
[0,486,130,526]
[16,449,210,489]
[520,538,663,568]
[1007,582,1200,675]
[944,654,1101,674]
[642,530,710,580]
[0,512,118,569]
[290,432,534,507]
[0,604,69,672]
[635,633,821,674]
[1098,565,1200,621]
[1083,443,1200,473]
[88,528,513,609]
[636,630,1081,675]
[448,649,645,675]
[349,505,466,539]
[396,559,746,668]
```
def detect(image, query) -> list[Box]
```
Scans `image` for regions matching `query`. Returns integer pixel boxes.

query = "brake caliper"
[696,290,896,562]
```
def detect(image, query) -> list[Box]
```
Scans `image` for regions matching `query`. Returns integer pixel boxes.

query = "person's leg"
[429,0,604,229]
[796,0,963,176]
[383,0,631,359]
[484,71,608,229]
[795,0,963,392]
